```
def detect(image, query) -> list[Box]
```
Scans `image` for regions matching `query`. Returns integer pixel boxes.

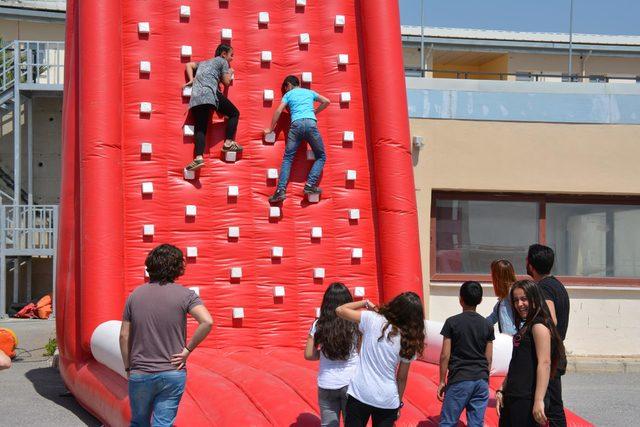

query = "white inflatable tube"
[91,320,127,378]
[422,320,512,376]
[91,319,512,379]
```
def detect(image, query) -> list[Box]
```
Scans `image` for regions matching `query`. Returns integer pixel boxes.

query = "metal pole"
[420,0,425,77]
[0,207,6,317]
[568,0,574,81]
[26,257,32,302]
[12,257,19,304]
[27,97,33,205]
[13,46,21,205]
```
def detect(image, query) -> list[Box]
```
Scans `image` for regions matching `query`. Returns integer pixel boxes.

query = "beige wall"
[0,18,65,41]
[410,118,640,356]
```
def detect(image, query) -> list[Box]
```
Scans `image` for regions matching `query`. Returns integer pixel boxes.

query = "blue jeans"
[439,379,489,427]
[277,118,326,191]
[128,370,187,427]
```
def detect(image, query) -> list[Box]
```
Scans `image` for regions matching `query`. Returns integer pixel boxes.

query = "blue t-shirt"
[282,87,319,123]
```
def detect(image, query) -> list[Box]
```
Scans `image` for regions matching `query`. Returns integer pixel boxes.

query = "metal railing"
[1,205,58,255]
[0,40,65,93]
[405,67,640,83]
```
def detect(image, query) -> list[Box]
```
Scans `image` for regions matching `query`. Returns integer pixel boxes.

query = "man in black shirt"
[438,281,495,427]
[527,244,570,427]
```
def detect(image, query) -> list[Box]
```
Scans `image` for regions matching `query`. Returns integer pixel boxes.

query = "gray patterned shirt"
[189,57,230,108]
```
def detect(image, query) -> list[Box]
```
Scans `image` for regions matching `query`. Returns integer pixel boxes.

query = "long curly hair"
[314,283,360,360]
[510,280,566,377]
[377,292,425,360]
[145,244,185,285]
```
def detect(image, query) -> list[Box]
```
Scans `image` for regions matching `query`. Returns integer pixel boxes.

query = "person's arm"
[220,67,233,86]
[486,300,499,326]
[496,376,507,416]
[546,299,558,326]
[396,361,411,409]
[0,350,11,370]
[485,341,494,373]
[119,320,131,375]
[184,62,198,87]
[171,304,213,369]
[335,300,370,323]
[314,94,330,115]
[264,102,288,135]
[304,324,320,361]
[531,323,551,426]
[437,337,451,401]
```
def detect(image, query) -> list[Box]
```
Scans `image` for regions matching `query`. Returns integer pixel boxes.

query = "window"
[547,203,640,277]
[432,192,640,284]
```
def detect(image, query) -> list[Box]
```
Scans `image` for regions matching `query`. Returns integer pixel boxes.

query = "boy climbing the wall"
[264,75,330,203]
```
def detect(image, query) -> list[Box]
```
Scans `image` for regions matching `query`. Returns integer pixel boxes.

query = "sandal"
[185,158,205,171]
[222,141,243,153]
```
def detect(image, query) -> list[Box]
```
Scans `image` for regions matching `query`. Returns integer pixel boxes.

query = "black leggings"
[499,397,538,427]
[345,395,398,427]
[190,92,239,156]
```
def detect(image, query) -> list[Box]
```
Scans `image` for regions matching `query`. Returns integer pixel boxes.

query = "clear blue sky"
[399,0,640,35]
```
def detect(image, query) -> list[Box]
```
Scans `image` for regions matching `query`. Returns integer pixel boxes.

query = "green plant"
[44,337,57,357]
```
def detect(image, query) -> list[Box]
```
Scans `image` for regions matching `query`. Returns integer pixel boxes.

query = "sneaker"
[303,185,322,195]
[222,141,243,153]
[185,158,205,171]
[269,189,286,204]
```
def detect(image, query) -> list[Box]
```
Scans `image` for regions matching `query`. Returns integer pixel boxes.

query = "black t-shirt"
[441,311,495,385]
[505,317,551,399]
[538,276,570,341]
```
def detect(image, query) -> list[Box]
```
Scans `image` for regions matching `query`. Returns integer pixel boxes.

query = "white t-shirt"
[347,311,414,409]
[309,320,359,390]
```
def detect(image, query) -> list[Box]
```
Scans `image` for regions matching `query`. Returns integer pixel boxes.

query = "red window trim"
[430,191,640,287]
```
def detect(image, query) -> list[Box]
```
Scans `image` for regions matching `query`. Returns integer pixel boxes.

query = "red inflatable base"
[60,348,591,426]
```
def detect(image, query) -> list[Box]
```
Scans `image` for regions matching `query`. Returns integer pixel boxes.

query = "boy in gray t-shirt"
[119,244,213,426]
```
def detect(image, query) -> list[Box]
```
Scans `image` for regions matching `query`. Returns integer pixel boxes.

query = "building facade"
[405,26,640,357]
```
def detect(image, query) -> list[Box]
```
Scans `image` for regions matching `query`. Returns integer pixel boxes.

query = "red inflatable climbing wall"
[56,1,591,426]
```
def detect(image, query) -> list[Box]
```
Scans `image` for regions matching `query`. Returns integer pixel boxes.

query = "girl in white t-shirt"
[337,292,425,427]
[305,283,361,427]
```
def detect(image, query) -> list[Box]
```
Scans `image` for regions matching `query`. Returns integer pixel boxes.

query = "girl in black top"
[495,280,565,426]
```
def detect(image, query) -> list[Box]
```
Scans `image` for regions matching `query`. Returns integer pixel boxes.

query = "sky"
[399,0,640,36]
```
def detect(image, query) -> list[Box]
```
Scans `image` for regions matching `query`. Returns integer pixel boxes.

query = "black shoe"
[303,185,322,195]
[269,189,286,204]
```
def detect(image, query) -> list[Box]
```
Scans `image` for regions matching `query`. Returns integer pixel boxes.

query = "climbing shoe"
[269,189,286,204]
[303,185,322,195]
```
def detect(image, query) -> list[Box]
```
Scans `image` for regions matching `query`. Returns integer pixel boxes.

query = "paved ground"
[1,318,638,426]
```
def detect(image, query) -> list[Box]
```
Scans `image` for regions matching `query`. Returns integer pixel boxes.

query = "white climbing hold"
[273,286,285,297]
[230,267,242,278]
[140,142,152,154]
[185,205,197,217]
[228,226,240,238]
[335,15,345,27]
[258,12,270,24]
[138,22,150,34]
[349,209,360,220]
[180,5,191,18]
[181,45,192,57]
[183,125,194,136]
[228,186,239,197]
[139,61,151,73]
[261,51,272,62]
[343,131,355,142]
[186,246,198,258]
[140,102,152,113]
[299,33,310,45]
[221,28,233,40]
[346,170,357,181]
[143,224,155,236]
[338,54,349,65]
[311,227,322,238]
[232,307,244,319]
[141,182,153,194]
[301,72,313,83]
[272,246,283,258]
[352,248,363,259]
[267,168,279,179]
[263,89,274,101]
[340,92,351,103]
[354,287,365,297]
[313,267,325,279]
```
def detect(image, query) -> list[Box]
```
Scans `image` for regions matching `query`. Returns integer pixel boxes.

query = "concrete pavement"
[1,318,638,426]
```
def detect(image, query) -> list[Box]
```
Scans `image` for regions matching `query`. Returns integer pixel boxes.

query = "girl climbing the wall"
[336,292,425,427]
[305,283,361,427]
[184,44,242,171]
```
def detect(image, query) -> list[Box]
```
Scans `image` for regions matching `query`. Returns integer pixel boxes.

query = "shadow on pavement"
[24,366,101,426]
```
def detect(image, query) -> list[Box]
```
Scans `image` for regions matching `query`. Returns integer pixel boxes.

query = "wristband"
[185,345,193,353]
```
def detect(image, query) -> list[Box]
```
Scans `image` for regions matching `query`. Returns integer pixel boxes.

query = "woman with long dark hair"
[336,292,425,427]
[305,283,360,427]
[486,259,518,335]
[496,280,566,426]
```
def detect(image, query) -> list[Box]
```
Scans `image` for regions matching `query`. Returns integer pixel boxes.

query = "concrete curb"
[566,357,640,373]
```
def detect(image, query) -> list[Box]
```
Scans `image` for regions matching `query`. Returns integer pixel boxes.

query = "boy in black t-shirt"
[438,281,495,427]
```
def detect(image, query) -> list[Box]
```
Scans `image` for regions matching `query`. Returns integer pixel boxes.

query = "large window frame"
[430,191,640,286]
